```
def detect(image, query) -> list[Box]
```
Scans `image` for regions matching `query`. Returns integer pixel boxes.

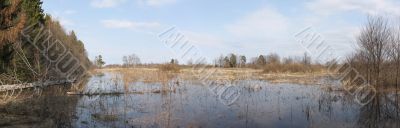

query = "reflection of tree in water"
[315,87,400,127]
[72,73,185,128]
[0,85,80,127]
[71,72,400,127]
[357,92,400,127]
[40,86,80,127]
[317,87,353,117]
[306,86,358,127]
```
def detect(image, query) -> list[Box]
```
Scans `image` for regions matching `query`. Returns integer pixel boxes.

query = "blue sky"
[41,0,400,64]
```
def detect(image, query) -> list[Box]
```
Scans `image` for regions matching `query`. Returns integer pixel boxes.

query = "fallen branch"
[0,80,73,92]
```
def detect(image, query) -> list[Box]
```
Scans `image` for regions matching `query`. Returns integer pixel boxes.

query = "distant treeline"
[211,53,326,73]
[0,0,91,84]
[105,52,329,73]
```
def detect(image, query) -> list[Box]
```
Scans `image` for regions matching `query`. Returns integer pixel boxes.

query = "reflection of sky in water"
[71,72,384,128]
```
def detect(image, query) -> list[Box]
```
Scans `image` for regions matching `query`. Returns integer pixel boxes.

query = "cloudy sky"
[41,0,400,64]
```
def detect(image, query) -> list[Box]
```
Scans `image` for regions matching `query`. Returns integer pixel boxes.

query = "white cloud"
[91,0,126,8]
[307,0,400,16]
[138,0,176,6]
[226,7,290,40]
[223,6,358,59]
[182,30,226,48]
[101,20,161,31]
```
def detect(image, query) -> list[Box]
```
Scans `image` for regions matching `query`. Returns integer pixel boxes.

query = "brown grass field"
[102,67,332,85]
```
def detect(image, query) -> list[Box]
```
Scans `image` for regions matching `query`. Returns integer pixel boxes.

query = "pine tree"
[21,0,44,26]
[256,55,266,66]
[95,55,105,68]
[229,53,237,68]
[0,0,26,46]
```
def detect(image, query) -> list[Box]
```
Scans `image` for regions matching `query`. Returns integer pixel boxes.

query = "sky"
[41,0,400,64]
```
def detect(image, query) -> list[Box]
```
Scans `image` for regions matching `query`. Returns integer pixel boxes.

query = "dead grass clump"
[109,68,177,85]
[158,64,180,73]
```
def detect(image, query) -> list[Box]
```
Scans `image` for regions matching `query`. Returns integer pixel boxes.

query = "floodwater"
[2,72,399,128]
[68,72,400,128]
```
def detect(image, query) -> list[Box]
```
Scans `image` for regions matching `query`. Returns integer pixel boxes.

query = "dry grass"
[260,72,330,84]
[263,63,324,73]
[105,68,177,83]
[103,68,178,94]
[158,64,181,72]
[101,67,331,85]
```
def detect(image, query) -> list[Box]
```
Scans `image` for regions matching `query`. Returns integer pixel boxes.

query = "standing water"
[66,72,399,128]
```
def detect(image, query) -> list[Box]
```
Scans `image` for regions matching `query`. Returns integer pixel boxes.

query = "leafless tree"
[215,54,225,68]
[389,25,400,88]
[266,53,280,65]
[122,54,141,68]
[357,16,391,87]
[302,52,311,66]
[283,57,294,65]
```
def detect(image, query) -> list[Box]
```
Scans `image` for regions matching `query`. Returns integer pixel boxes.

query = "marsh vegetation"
[1,68,399,127]
[1,0,400,127]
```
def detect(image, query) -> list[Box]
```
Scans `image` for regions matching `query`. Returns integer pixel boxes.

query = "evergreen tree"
[229,53,237,68]
[21,0,45,26]
[0,0,27,74]
[240,55,246,67]
[256,55,266,66]
[223,56,230,68]
[0,0,26,45]
[95,55,105,68]
[0,0,90,83]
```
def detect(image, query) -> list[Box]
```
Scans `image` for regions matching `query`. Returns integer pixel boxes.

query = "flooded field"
[1,71,399,128]
[69,72,398,128]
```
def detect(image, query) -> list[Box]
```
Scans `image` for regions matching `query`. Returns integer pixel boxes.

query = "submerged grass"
[91,113,119,122]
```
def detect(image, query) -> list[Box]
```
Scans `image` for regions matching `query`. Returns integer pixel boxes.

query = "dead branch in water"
[0,80,73,92]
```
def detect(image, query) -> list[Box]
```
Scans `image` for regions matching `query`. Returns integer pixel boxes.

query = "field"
[102,67,332,85]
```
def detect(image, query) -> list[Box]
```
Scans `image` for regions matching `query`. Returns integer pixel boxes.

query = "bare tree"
[357,16,391,86]
[283,57,294,64]
[390,25,400,88]
[122,54,141,68]
[302,52,311,66]
[266,53,280,65]
[216,54,225,68]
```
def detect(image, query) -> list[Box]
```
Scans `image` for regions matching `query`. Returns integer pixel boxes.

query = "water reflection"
[0,85,79,127]
[2,72,399,127]
[67,72,400,127]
